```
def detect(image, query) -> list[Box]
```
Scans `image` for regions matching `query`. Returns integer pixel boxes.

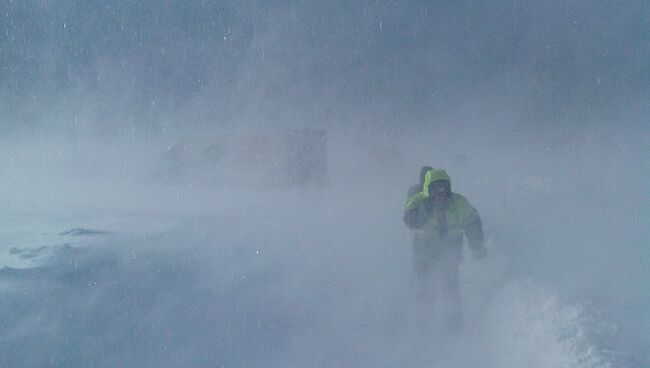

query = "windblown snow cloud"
[0,1,648,367]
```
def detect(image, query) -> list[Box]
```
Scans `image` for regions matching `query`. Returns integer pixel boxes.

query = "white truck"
[157,129,327,187]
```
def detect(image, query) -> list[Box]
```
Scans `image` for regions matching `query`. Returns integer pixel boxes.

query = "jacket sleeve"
[464,207,484,250]
[403,192,429,229]
[403,207,429,230]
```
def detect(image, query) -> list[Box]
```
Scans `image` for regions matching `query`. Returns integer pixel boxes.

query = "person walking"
[403,168,486,333]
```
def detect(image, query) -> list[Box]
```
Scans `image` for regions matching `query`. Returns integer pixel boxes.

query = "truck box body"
[159,129,327,187]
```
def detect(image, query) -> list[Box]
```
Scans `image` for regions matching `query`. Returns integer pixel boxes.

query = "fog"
[1,1,648,367]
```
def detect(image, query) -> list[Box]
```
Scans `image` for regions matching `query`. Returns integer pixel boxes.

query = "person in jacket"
[403,168,486,333]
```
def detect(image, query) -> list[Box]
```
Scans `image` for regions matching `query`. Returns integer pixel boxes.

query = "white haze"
[0,116,647,367]
[0,1,648,367]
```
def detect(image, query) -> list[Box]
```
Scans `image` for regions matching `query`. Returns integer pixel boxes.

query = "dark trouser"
[412,244,462,334]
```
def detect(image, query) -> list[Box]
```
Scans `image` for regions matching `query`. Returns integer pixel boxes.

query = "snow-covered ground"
[0,191,646,367]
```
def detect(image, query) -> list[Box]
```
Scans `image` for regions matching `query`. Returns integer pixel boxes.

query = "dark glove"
[471,246,487,260]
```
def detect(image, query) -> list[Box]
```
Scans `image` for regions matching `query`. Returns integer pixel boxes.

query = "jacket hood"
[423,169,452,196]
[428,169,451,183]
